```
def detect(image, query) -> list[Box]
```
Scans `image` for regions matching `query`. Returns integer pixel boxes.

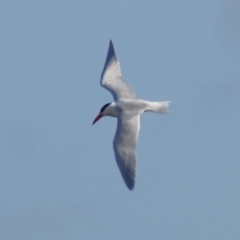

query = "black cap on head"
[100,103,111,113]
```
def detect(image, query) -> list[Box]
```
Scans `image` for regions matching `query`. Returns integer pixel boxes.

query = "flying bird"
[93,40,170,190]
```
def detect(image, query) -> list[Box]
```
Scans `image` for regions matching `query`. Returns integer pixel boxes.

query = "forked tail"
[147,101,170,114]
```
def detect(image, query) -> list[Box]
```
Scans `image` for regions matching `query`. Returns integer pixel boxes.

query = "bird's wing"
[113,114,140,190]
[101,40,137,101]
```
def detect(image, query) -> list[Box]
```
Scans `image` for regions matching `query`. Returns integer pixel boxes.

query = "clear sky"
[1,1,240,239]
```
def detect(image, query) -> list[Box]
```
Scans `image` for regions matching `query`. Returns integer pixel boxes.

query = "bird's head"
[92,102,117,125]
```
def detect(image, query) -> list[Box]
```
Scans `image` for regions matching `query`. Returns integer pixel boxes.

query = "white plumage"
[93,41,170,190]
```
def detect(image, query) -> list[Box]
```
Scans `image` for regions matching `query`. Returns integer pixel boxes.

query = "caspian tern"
[93,41,170,190]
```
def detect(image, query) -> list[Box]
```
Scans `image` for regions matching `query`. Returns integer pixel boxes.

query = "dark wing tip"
[124,178,135,191]
[107,40,116,60]
[122,169,135,191]
[128,183,135,191]
[101,40,117,80]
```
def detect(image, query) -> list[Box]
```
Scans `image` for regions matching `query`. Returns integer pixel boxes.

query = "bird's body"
[93,41,170,190]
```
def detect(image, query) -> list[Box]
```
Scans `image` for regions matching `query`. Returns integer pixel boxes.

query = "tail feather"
[147,101,170,114]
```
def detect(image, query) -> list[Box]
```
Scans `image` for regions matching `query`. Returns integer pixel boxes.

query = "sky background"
[0,1,240,239]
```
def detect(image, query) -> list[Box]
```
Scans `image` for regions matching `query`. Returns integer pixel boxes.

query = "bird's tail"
[146,101,170,114]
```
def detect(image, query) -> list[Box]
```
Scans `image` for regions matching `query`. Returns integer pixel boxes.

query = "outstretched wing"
[101,40,137,101]
[113,115,140,190]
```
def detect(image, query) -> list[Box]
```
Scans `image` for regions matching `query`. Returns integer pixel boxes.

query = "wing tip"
[128,184,135,191]
[101,40,118,80]
[122,171,136,191]
[107,40,117,61]
[125,180,135,191]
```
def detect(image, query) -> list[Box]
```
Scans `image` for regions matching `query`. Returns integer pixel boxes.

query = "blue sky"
[0,1,240,239]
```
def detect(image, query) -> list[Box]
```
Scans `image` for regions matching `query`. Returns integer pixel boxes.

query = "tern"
[93,41,170,190]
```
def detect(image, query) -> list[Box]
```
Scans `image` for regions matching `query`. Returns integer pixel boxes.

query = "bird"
[93,40,170,190]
